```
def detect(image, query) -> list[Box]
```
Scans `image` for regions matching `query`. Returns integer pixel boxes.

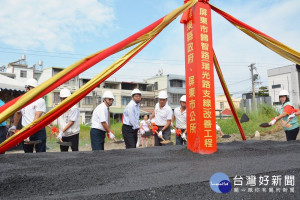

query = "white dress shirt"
[123,100,140,129]
[19,98,46,126]
[91,102,109,132]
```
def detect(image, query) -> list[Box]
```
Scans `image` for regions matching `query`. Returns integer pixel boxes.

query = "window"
[121,83,136,90]
[141,98,155,107]
[170,80,183,88]
[53,92,60,104]
[20,70,27,78]
[121,96,131,105]
[83,96,93,105]
[220,102,224,110]
[272,84,281,89]
[169,93,181,104]
[154,82,158,90]
[67,78,76,86]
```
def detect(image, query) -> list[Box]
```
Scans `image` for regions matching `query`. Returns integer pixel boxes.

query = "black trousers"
[285,127,299,141]
[23,128,46,153]
[0,126,7,154]
[154,126,171,146]
[60,134,79,152]
[176,129,186,145]
[122,124,138,149]
[90,128,106,150]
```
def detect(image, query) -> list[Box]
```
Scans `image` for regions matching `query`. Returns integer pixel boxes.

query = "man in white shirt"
[57,88,80,152]
[172,95,187,145]
[122,89,142,149]
[90,91,115,150]
[9,79,47,153]
[150,91,173,146]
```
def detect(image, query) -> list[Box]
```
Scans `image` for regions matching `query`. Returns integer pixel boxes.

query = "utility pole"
[249,63,256,110]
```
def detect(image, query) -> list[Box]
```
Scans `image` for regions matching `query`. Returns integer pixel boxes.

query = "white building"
[78,78,155,123]
[6,61,35,82]
[145,74,186,109]
[267,64,300,109]
[38,67,80,110]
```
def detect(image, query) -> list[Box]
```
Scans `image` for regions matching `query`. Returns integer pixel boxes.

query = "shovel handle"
[154,130,166,141]
[52,131,64,142]
[147,122,165,141]
[172,125,187,141]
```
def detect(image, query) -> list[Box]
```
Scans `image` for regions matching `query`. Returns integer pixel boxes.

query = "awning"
[109,107,151,115]
[0,74,25,91]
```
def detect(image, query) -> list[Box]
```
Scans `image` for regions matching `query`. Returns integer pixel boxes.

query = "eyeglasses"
[107,98,114,101]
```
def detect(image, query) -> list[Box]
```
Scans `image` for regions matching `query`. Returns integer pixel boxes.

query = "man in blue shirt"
[0,98,7,154]
[122,89,142,149]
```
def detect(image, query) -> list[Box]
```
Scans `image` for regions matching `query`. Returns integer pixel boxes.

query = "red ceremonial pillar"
[183,0,217,154]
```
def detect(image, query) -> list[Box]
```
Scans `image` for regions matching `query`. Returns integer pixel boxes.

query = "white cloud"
[0,0,115,51]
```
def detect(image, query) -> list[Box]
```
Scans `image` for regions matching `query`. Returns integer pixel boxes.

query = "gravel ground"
[0,140,299,200]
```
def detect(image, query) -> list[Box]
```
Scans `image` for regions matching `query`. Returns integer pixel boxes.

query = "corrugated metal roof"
[0,74,25,91]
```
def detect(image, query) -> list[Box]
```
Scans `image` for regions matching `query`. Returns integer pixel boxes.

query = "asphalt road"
[0,140,299,199]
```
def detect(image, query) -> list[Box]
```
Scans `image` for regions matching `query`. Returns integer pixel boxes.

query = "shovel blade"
[24,140,42,145]
[160,140,173,145]
[57,141,72,147]
[259,123,271,128]
[221,135,231,138]
[240,113,249,123]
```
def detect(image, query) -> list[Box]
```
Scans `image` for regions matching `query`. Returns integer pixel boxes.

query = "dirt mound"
[0,140,299,199]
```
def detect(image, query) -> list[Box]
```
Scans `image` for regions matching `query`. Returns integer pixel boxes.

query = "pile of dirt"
[0,140,299,199]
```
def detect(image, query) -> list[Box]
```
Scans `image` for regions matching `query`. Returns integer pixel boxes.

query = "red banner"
[183,2,217,154]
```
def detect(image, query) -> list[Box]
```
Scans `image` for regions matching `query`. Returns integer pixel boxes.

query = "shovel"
[259,122,271,128]
[147,122,173,145]
[171,125,187,142]
[112,138,124,144]
[221,135,231,138]
[155,130,173,145]
[24,140,42,145]
[240,113,249,123]
[56,138,72,147]
[280,118,292,128]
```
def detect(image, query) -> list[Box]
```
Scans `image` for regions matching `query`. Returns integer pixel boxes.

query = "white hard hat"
[102,91,115,100]
[158,91,168,99]
[131,88,142,96]
[279,90,289,97]
[60,88,71,98]
[25,78,38,88]
[180,95,186,102]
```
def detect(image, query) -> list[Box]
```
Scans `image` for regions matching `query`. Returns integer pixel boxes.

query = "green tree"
[257,86,269,97]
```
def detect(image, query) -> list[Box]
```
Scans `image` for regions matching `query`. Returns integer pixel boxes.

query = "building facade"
[78,79,155,123]
[38,67,80,111]
[267,64,300,109]
[145,74,186,109]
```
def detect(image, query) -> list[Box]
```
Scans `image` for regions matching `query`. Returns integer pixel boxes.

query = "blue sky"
[0,0,299,97]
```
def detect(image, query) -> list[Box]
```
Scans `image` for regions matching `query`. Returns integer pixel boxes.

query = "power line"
[0,46,291,67]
